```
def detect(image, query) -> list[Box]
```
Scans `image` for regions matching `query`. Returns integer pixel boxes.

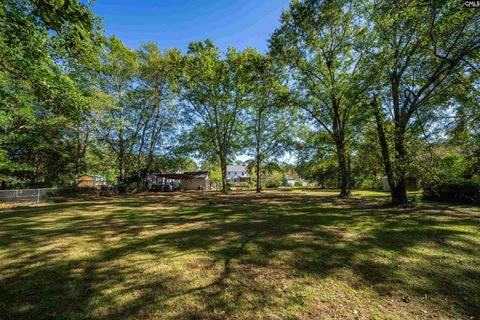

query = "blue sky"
[92,0,291,52]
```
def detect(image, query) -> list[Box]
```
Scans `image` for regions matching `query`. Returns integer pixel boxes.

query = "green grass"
[0,189,479,319]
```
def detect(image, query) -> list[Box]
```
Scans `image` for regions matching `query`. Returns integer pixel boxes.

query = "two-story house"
[226,164,251,183]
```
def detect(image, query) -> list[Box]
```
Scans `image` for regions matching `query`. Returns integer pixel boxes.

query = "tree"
[295,129,339,188]
[270,0,369,197]
[96,39,182,190]
[132,43,182,188]
[96,36,138,188]
[181,40,253,192]
[445,56,480,179]
[0,0,102,188]
[366,0,480,204]
[245,53,296,192]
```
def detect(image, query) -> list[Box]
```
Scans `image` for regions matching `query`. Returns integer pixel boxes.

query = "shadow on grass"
[0,191,479,319]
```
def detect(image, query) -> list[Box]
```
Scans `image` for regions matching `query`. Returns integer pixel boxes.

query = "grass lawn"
[0,189,479,319]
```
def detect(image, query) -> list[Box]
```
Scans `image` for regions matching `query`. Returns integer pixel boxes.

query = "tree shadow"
[0,191,479,319]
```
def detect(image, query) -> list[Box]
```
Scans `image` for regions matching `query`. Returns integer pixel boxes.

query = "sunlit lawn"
[0,189,479,319]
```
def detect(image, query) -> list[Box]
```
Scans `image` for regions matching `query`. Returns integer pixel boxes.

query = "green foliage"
[423,180,480,205]
[0,0,103,188]
[364,0,480,203]
[262,162,295,189]
[181,40,258,191]
[295,130,338,188]
[297,155,338,188]
[271,0,370,196]
[30,0,102,61]
[1,0,479,200]
[95,38,182,189]
[151,156,198,174]
[243,52,296,191]
[435,153,469,181]
[351,126,384,189]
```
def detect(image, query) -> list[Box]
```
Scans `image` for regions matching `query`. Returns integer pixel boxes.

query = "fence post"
[37,189,40,204]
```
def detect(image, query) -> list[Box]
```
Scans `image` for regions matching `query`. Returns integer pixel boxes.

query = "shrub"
[355,177,383,190]
[423,180,480,204]
[266,181,281,188]
[50,186,92,196]
[49,186,117,198]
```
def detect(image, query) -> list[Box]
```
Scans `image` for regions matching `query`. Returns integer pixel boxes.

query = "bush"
[49,186,94,196]
[50,186,117,198]
[423,180,480,204]
[266,181,281,188]
[355,176,383,190]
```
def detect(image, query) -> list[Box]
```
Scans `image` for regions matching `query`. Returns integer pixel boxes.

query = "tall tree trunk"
[118,136,126,192]
[336,139,351,197]
[220,156,228,193]
[372,97,408,205]
[255,108,262,193]
[331,96,351,198]
[74,126,89,181]
[143,103,162,191]
[136,122,148,191]
[256,155,262,193]
[392,121,408,204]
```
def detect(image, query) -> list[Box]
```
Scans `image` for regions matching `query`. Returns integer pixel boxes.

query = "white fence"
[0,188,55,203]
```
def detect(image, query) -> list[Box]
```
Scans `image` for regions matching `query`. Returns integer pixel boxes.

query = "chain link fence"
[0,188,55,203]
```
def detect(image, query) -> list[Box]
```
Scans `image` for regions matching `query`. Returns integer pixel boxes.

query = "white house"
[299,179,309,187]
[284,176,296,187]
[227,164,250,182]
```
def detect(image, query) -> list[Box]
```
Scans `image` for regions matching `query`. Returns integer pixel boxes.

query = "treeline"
[1,0,479,204]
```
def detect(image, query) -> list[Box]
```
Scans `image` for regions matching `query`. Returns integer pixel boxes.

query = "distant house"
[77,175,107,189]
[284,176,296,187]
[227,164,251,183]
[299,179,309,187]
[182,171,210,190]
[155,171,211,191]
[283,169,301,187]
[381,176,418,192]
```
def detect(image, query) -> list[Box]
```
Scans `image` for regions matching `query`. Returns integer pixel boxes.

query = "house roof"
[156,173,186,180]
[78,174,106,182]
[156,171,208,180]
[185,171,208,179]
[227,165,247,172]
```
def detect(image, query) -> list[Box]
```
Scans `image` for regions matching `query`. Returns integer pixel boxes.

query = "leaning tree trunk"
[372,97,409,205]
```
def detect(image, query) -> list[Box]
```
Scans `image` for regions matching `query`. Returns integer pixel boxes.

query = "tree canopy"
[1,0,478,204]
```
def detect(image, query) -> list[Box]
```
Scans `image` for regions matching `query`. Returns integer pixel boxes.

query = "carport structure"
[155,171,210,190]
